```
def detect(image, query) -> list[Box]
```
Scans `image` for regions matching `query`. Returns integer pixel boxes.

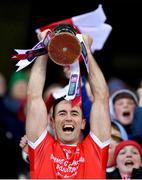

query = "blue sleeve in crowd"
[131,107,142,145]
[3,96,21,113]
[81,76,91,136]
[0,96,25,144]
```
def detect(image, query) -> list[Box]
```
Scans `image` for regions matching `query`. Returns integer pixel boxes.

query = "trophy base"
[48,32,81,65]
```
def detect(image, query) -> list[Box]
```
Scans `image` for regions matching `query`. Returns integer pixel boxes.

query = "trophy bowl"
[48,24,81,65]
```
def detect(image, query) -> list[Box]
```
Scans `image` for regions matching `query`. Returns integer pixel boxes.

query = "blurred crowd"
[0,71,29,178]
[1,64,142,179]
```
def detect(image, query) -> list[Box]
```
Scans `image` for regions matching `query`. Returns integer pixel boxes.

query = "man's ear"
[81,118,86,130]
[50,117,55,129]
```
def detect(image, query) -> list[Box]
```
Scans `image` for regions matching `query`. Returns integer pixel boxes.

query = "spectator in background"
[8,71,28,101]
[0,72,16,178]
[0,71,29,178]
[131,84,142,146]
[107,120,128,173]
[109,86,142,147]
[109,89,138,138]
[107,140,142,179]
[0,71,28,143]
[0,72,21,178]
[0,72,6,96]
[43,83,63,100]
[108,77,128,96]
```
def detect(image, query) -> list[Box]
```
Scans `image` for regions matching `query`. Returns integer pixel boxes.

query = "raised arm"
[83,35,111,142]
[26,31,49,142]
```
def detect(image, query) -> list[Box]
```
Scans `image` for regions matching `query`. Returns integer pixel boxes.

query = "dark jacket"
[131,107,142,146]
[0,95,25,143]
[106,167,142,179]
[81,76,91,137]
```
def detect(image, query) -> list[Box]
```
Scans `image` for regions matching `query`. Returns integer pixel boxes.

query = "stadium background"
[0,0,142,88]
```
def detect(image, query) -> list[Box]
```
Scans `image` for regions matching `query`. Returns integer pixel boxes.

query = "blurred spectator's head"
[43,83,63,101]
[107,120,128,167]
[109,89,138,126]
[108,77,128,96]
[113,140,142,176]
[8,71,28,100]
[0,72,6,96]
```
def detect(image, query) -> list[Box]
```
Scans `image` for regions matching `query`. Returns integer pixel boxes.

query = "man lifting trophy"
[13,6,113,179]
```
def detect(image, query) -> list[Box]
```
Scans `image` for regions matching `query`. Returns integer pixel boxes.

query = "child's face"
[116,145,142,175]
[114,98,136,125]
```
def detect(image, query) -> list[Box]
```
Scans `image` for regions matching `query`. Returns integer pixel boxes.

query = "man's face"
[52,100,86,145]
[114,98,136,125]
[116,145,142,175]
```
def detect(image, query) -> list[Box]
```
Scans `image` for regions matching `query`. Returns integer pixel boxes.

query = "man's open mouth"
[62,124,74,132]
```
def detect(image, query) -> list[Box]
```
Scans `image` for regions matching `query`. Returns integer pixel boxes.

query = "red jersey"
[28,130,110,179]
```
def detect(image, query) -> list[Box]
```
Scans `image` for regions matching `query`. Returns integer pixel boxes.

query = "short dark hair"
[52,96,84,119]
[52,96,65,118]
